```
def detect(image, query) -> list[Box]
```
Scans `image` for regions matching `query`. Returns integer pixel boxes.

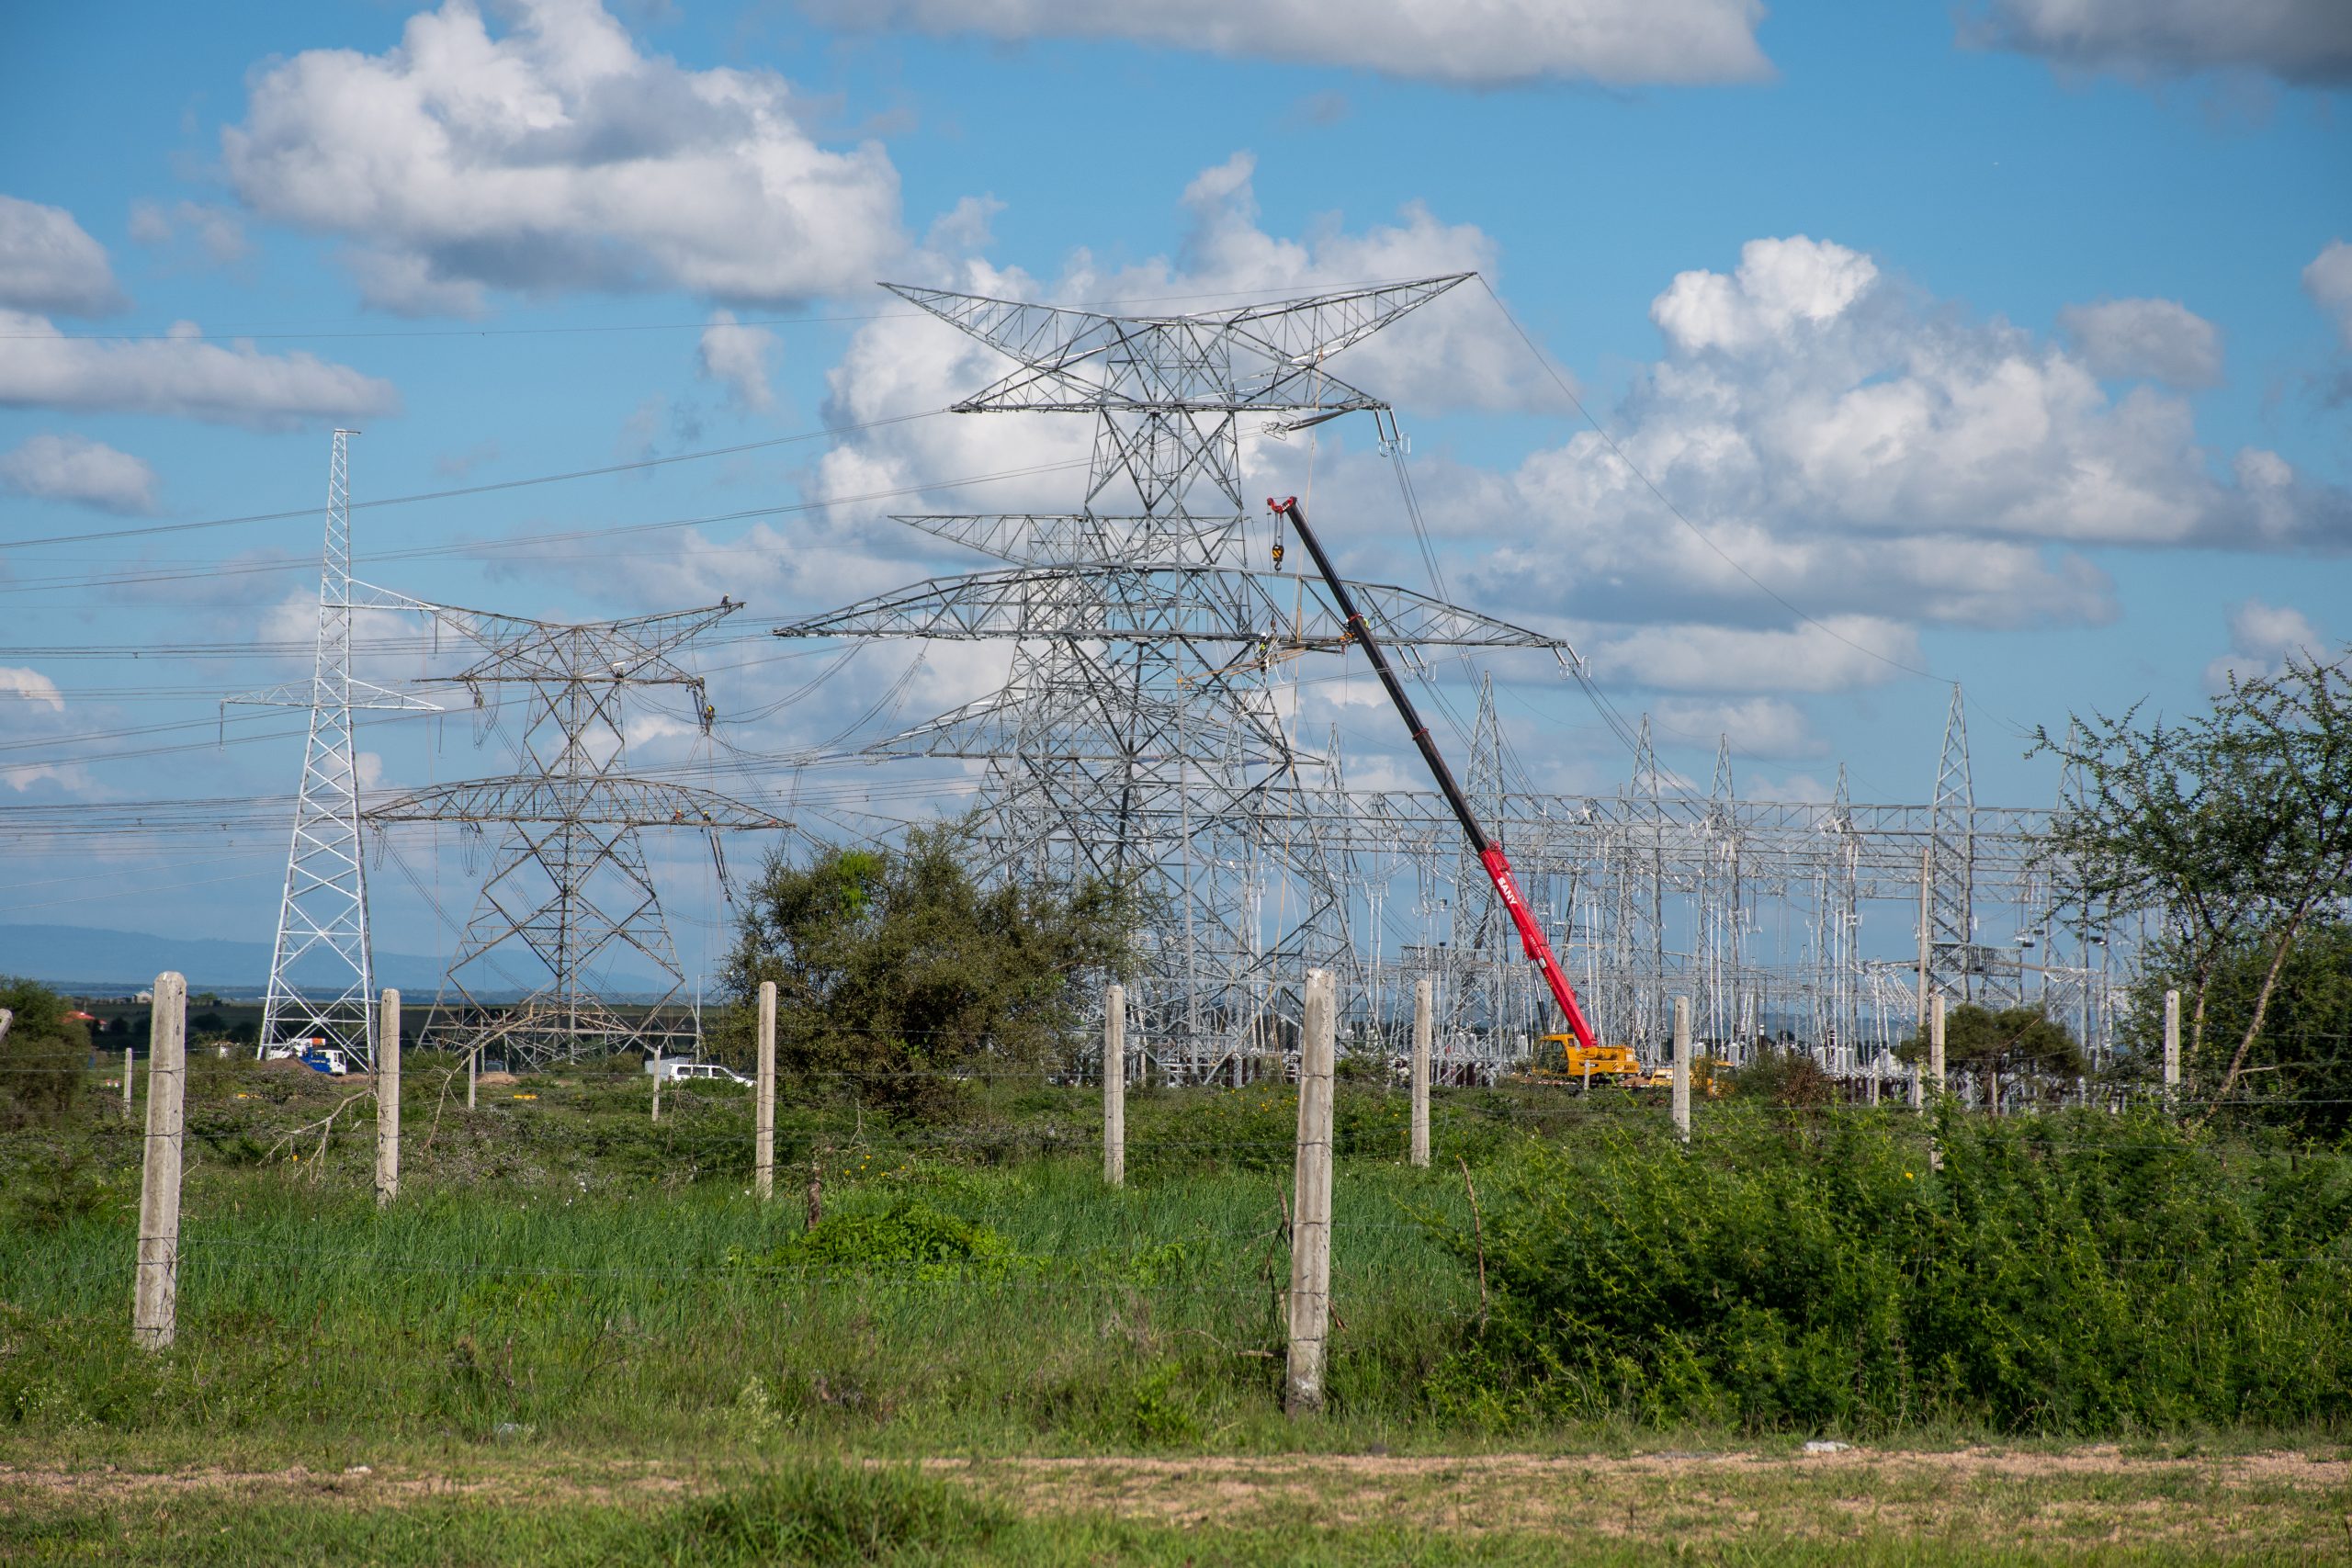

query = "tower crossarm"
[435,604,741,685]
[883,275,1470,415]
[771,566,1568,652]
[228,677,439,712]
[893,513,1237,569]
[860,682,1298,768]
[368,776,787,830]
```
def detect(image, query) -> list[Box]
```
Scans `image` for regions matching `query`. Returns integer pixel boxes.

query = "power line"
[0,454,1095,598]
[0,410,946,553]
[0,273,1461,346]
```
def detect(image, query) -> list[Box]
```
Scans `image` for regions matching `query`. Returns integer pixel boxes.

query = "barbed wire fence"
[16,971,2349,1385]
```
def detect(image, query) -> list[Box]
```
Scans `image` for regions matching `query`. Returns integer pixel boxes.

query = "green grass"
[4,1053,2347,1471]
[2,1053,1494,1457]
[5,1450,2346,1564]
[0,1151,1485,1457]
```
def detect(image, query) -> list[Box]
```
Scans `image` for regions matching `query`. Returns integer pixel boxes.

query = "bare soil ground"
[6,1446,2346,1554]
[944,1448,2351,1551]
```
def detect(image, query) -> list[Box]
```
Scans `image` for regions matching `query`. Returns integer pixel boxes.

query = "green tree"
[0,976,90,1129]
[1898,1003,2085,1113]
[719,826,1142,1110]
[2034,651,2352,1108]
[2121,918,2352,1136]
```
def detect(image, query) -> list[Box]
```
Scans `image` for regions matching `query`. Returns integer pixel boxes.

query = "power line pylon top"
[884,275,1469,416]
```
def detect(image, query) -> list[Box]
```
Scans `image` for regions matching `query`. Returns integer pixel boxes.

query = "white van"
[646,1058,752,1086]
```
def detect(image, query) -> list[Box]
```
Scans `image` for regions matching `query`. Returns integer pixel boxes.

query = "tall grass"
[0,1152,1477,1452]
[5,1055,2347,1452]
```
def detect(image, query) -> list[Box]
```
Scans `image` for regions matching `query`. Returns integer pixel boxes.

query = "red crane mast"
[1265,496,1599,1052]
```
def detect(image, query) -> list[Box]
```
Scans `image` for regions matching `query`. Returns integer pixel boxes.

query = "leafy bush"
[1730,1045,1838,1109]
[663,1461,1008,1563]
[731,1199,1013,1280]
[1431,1107,2352,1436]
[0,976,88,1130]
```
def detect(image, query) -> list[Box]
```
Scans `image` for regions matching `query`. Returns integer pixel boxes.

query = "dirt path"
[6,1447,2346,1551]
[941,1448,2352,1543]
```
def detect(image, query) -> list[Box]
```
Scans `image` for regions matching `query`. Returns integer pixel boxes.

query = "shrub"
[663,1461,1008,1563]
[0,977,88,1130]
[1431,1106,2352,1436]
[731,1199,1013,1280]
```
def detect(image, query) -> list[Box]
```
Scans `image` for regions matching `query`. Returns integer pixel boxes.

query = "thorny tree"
[720,825,1144,1111]
[1897,1003,2085,1113]
[2033,651,2352,1108]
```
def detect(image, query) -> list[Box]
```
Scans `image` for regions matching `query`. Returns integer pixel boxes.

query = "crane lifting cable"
[1265,494,1599,1052]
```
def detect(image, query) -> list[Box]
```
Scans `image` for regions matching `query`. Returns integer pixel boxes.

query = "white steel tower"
[237,431,435,1066]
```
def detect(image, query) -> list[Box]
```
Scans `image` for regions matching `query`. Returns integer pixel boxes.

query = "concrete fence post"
[1671,995,1691,1145]
[1409,978,1431,1168]
[1929,992,1947,1099]
[467,1044,478,1111]
[1287,968,1336,1417]
[1103,983,1125,1188]
[375,989,401,1206]
[123,1046,134,1112]
[1928,990,1949,1171]
[754,979,777,1202]
[132,972,186,1351]
[2163,987,2181,1104]
[651,1057,662,1122]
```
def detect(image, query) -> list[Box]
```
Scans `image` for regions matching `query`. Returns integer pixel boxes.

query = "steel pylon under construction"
[234,431,437,1068]
[775,276,1574,1078]
[370,604,788,1066]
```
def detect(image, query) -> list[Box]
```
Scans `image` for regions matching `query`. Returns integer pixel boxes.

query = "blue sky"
[0,0,2346,980]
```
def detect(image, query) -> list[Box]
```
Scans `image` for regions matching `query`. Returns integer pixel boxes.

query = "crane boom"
[1265,496,1599,1052]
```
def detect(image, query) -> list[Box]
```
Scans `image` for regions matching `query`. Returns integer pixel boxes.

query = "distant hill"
[0,923,673,999]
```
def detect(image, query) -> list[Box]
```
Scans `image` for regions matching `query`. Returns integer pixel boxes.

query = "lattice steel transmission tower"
[775,276,1574,1078]
[234,430,437,1067]
[370,604,788,1066]
[1918,682,2023,1012]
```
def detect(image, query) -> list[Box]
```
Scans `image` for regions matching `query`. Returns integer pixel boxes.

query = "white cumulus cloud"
[803,0,1773,86]
[2056,297,2223,389]
[0,667,65,713]
[1964,0,2352,85]
[2204,598,2330,690]
[1587,618,1923,695]
[0,195,126,315]
[0,434,160,513]
[1649,695,1826,758]
[220,0,905,313]
[2306,240,2352,350]
[697,310,779,412]
[1464,232,2347,683]
[0,311,400,428]
[127,199,251,265]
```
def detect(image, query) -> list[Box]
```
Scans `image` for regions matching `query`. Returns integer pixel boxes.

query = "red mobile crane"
[1265,496,1600,1054]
